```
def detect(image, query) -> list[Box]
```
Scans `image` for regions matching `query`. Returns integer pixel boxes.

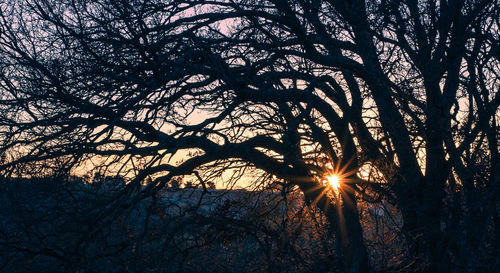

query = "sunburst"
[326,175,340,189]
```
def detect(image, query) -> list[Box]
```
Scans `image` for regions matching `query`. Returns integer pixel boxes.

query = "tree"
[0,0,498,272]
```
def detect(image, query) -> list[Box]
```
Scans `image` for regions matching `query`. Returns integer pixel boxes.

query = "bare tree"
[0,0,498,272]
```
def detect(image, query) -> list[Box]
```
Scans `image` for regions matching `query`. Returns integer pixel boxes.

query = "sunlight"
[326,175,340,189]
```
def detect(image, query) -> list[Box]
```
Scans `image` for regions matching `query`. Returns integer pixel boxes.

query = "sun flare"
[326,175,340,189]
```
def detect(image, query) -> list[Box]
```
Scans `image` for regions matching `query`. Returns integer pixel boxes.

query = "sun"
[326,175,341,189]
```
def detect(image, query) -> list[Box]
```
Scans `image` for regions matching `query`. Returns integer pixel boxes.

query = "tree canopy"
[0,0,498,272]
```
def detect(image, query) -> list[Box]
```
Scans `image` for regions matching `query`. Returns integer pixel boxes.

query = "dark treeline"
[1,176,342,272]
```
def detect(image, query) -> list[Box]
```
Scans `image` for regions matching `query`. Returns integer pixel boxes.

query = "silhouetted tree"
[0,0,498,272]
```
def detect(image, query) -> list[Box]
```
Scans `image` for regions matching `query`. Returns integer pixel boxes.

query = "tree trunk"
[296,178,370,273]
